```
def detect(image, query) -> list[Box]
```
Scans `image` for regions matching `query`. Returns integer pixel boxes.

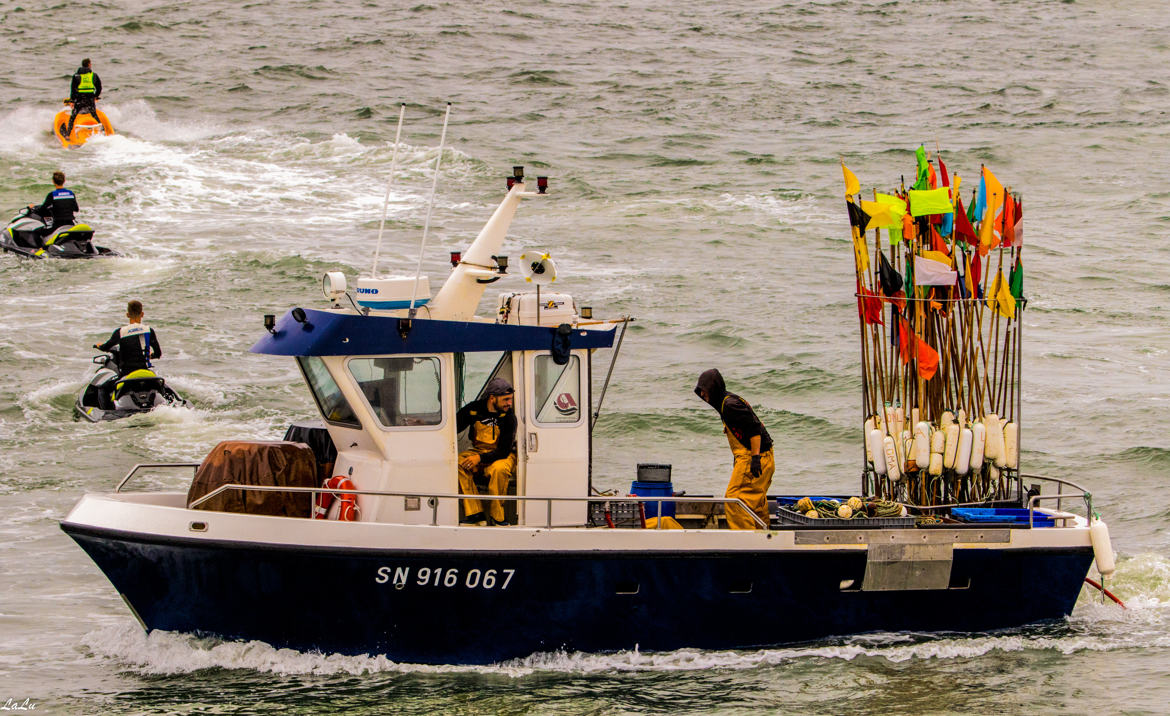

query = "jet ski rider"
[695,368,776,530]
[456,378,517,526]
[28,171,78,241]
[94,300,162,376]
[64,58,103,137]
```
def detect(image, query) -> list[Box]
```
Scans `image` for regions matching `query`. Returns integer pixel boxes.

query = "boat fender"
[943,423,960,469]
[869,428,887,475]
[864,417,877,462]
[893,406,905,444]
[1090,517,1116,577]
[954,427,973,475]
[969,422,986,473]
[1002,421,1019,469]
[928,452,943,476]
[957,408,967,429]
[930,426,945,455]
[983,414,1003,462]
[988,464,1000,480]
[903,435,915,472]
[913,422,930,467]
[883,436,902,482]
[314,475,359,521]
[885,406,898,441]
[940,410,955,428]
[911,407,920,430]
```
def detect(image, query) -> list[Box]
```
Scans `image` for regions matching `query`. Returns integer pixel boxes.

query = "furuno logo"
[356,287,379,294]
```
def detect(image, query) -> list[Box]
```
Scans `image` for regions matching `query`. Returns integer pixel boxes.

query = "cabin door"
[517,349,589,526]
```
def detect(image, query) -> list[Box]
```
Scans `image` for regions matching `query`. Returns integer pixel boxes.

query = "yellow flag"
[842,162,860,197]
[986,269,1016,319]
[922,250,953,267]
[861,200,895,229]
[979,166,1005,252]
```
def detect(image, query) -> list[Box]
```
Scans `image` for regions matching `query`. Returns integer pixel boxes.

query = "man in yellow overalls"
[695,369,775,529]
[456,378,517,526]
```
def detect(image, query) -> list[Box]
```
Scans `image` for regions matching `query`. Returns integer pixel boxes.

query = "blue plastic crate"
[629,480,675,518]
[950,507,1054,527]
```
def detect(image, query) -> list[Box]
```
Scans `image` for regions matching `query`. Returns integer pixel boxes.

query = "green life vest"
[77,71,96,94]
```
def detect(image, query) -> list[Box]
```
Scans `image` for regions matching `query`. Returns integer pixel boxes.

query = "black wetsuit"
[97,323,161,374]
[65,67,103,135]
[33,187,79,239]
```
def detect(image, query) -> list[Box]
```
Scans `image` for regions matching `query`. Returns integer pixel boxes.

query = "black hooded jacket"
[695,368,773,453]
[70,67,102,102]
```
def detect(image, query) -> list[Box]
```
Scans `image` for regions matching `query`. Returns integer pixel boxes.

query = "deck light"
[580,306,592,319]
[450,251,462,267]
[537,176,548,194]
[494,254,509,273]
[291,307,308,324]
[263,314,277,334]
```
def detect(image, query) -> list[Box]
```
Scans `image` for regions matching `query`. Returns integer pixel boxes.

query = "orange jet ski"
[53,102,114,148]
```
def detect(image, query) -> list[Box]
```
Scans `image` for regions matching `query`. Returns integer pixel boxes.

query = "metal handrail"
[1019,472,1094,526]
[116,463,201,493]
[185,483,769,530]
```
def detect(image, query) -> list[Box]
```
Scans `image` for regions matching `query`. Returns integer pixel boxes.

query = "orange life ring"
[314,476,359,521]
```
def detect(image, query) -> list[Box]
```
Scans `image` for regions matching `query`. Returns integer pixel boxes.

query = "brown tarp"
[187,441,319,517]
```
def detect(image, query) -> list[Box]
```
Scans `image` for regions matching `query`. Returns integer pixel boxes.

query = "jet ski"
[53,104,114,148]
[2,207,119,259]
[75,353,188,422]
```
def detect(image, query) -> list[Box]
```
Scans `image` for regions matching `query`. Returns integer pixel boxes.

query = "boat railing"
[116,463,201,493]
[184,483,770,530]
[1019,472,1094,526]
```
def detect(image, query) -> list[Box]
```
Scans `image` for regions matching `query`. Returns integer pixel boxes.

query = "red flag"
[938,156,950,191]
[930,226,950,255]
[954,196,977,246]
[915,336,940,380]
[857,282,884,325]
[971,251,982,291]
[898,318,912,364]
[1000,194,1016,247]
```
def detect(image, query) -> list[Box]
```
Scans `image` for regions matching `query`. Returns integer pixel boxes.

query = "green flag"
[1009,258,1023,300]
[913,145,929,190]
[908,188,954,217]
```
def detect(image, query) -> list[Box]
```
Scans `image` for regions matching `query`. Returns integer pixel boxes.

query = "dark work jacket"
[695,368,773,453]
[456,397,517,466]
[98,323,161,374]
[37,187,79,227]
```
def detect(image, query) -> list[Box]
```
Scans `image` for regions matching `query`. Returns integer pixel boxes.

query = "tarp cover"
[187,440,318,516]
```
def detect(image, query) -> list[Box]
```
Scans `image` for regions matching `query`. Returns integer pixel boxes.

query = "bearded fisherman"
[456,378,517,526]
[694,368,775,530]
[64,58,103,136]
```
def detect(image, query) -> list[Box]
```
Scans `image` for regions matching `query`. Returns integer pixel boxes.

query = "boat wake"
[82,553,1169,678]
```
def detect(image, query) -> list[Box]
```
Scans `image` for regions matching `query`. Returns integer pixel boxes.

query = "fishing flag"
[847,199,871,233]
[929,227,950,255]
[915,335,940,380]
[1000,193,1016,247]
[953,195,978,246]
[908,187,954,217]
[1009,258,1023,300]
[913,146,930,190]
[986,269,1016,319]
[970,250,982,298]
[938,156,950,192]
[878,251,904,296]
[857,283,884,325]
[1013,196,1023,246]
[956,252,970,299]
[913,254,958,286]
[842,162,860,197]
[860,200,896,230]
[877,193,907,243]
[978,166,1005,254]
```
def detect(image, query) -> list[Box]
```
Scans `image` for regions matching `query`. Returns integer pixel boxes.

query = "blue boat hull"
[62,524,1093,664]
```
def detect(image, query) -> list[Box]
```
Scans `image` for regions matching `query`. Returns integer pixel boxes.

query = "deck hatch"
[862,543,953,591]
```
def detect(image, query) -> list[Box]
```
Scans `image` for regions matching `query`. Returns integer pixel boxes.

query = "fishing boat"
[61,152,1116,665]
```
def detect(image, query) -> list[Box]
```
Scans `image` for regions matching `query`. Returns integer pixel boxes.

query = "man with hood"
[63,58,103,137]
[455,378,517,526]
[694,369,775,529]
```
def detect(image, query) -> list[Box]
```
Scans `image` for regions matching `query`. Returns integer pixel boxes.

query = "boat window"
[533,354,581,425]
[296,356,360,428]
[456,351,512,406]
[349,356,442,428]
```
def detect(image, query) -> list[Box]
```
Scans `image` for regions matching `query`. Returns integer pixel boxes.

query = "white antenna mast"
[370,102,407,279]
[408,102,451,313]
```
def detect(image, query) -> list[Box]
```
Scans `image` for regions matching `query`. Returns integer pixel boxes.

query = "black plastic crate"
[589,500,646,528]
[636,463,672,483]
[774,505,916,528]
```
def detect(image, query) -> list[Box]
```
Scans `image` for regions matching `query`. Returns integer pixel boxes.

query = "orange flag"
[915,335,940,379]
